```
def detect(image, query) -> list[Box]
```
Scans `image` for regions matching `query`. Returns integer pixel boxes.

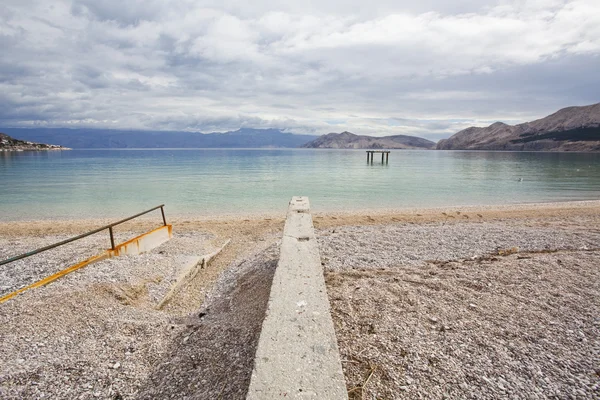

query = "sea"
[1,149,599,221]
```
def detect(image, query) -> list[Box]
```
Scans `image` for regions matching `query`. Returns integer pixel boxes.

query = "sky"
[1,0,599,141]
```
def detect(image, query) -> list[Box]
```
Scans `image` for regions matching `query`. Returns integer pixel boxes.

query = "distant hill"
[0,128,317,149]
[437,103,600,151]
[302,131,436,149]
[0,132,69,151]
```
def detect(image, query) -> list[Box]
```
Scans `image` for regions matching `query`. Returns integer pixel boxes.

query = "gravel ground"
[322,215,600,399]
[0,217,281,400]
[1,203,599,399]
[0,230,215,399]
[318,215,600,271]
[1,233,117,297]
[0,289,178,399]
[139,243,279,399]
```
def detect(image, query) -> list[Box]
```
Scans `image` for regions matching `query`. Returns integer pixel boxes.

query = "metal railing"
[0,205,167,267]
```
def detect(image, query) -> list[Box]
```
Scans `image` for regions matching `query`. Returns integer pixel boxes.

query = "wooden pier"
[366,150,390,164]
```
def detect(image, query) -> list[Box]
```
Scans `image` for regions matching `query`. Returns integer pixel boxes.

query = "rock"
[302,131,435,149]
[436,102,600,151]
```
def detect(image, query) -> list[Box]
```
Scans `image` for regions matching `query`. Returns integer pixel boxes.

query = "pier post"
[365,150,389,164]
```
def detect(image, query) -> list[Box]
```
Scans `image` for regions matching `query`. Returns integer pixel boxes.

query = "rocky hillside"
[437,103,600,151]
[302,131,436,149]
[0,132,69,151]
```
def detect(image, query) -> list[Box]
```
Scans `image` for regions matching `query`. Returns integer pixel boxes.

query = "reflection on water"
[1,149,599,220]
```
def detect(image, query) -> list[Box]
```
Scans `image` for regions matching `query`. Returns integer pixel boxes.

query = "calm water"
[1,149,599,220]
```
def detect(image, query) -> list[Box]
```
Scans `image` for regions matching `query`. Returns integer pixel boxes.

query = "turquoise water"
[1,149,599,220]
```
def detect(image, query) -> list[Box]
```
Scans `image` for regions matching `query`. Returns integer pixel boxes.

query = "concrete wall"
[246,197,348,399]
[108,225,172,257]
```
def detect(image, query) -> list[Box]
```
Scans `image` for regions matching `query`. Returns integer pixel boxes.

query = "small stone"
[468,303,477,309]
[112,362,121,369]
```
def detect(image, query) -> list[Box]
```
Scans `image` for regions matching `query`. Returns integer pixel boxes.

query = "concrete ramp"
[246,197,348,399]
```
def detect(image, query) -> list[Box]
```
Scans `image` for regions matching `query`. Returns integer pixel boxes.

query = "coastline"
[2,199,599,237]
[0,147,71,152]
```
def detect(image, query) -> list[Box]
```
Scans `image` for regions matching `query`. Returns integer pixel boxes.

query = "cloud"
[0,0,599,140]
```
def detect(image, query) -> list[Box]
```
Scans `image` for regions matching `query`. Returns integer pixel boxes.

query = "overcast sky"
[1,0,599,140]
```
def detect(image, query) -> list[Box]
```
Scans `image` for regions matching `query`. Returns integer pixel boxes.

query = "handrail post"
[160,206,167,226]
[109,227,115,250]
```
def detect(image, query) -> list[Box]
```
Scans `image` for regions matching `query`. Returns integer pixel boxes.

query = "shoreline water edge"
[1,199,599,233]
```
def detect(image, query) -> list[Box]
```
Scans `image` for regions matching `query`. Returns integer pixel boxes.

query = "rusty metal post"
[161,206,167,226]
[109,227,115,250]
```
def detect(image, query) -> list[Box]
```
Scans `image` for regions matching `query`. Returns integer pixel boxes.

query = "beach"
[0,200,599,399]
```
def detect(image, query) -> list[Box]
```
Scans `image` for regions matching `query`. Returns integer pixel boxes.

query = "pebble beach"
[0,200,599,399]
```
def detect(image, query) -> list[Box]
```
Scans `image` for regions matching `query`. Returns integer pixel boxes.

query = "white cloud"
[0,0,599,139]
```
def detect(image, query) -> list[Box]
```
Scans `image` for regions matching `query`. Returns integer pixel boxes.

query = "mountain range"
[0,128,317,149]
[437,103,600,151]
[302,131,436,149]
[3,102,599,151]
